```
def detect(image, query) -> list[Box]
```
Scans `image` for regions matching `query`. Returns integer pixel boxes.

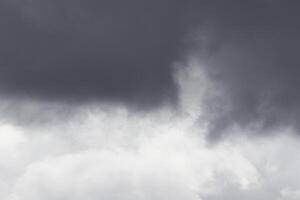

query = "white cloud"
[0,63,299,200]
[4,125,259,200]
[280,188,300,200]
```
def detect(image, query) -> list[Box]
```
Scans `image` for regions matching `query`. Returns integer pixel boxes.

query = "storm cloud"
[1,0,300,135]
[183,1,300,137]
[2,2,300,199]
[0,0,189,107]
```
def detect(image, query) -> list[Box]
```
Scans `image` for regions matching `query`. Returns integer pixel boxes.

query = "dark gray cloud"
[0,0,190,108]
[189,1,300,138]
[2,0,300,136]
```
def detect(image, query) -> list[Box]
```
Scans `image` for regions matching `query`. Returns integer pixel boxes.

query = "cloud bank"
[0,64,299,200]
[0,0,188,106]
[1,1,300,200]
[186,1,300,137]
[1,1,300,135]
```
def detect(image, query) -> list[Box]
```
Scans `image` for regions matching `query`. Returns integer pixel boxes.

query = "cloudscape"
[1,1,300,200]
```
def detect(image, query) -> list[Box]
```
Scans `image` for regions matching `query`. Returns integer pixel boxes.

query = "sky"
[1,1,300,200]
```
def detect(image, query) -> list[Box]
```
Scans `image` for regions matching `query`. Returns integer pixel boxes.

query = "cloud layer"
[0,63,299,200]
[186,1,300,136]
[1,1,300,200]
[0,0,189,106]
[2,1,300,134]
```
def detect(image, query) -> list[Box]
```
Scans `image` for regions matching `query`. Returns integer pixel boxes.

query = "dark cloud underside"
[0,0,188,107]
[193,1,300,137]
[2,0,300,136]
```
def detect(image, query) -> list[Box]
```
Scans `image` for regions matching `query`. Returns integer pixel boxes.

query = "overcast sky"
[1,1,300,200]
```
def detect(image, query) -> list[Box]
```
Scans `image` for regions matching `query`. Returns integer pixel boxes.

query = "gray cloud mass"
[0,0,187,107]
[191,1,300,137]
[1,0,300,135]
[1,1,300,199]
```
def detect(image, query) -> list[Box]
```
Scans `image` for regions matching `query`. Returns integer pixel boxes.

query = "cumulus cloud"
[0,111,260,200]
[0,64,299,200]
[0,1,300,200]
